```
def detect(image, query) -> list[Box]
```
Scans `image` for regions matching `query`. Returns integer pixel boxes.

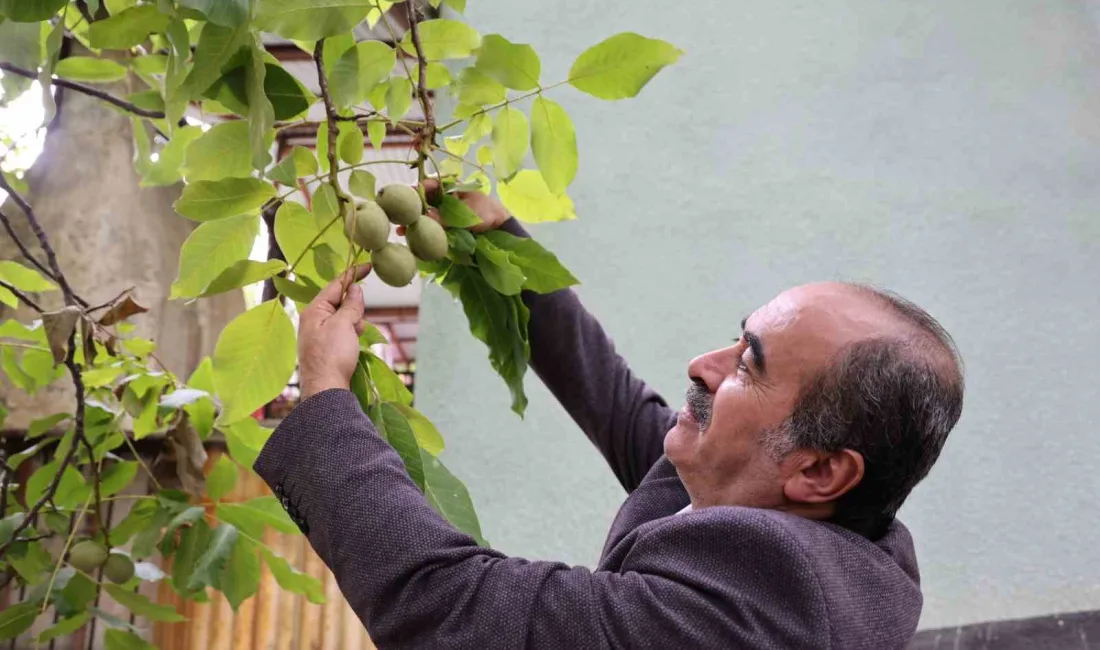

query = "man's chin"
[663,421,698,464]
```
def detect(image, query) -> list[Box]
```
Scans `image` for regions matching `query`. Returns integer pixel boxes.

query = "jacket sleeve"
[253,390,828,650]
[501,219,677,492]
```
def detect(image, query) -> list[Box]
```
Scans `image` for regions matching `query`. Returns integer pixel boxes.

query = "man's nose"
[687,348,734,394]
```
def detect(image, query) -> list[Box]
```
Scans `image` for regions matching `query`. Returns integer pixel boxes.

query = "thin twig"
[0,62,166,119]
[313,39,359,296]
[0,280,44,312]
[0,424,81,557]
[0,173,86,308]
[406,0,435,202]
[0,208,61,288]
[437,81,570,132]
[77,431,103,533]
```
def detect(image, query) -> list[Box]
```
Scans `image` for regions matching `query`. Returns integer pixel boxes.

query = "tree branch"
[0,169,86,308]
[406,2,435,197]
[0,207,62,288]
[0,279,44,313]
[0,62,166,119]
[0,427,81,557]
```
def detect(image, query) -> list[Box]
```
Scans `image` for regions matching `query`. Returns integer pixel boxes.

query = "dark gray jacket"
[254,223,923,649]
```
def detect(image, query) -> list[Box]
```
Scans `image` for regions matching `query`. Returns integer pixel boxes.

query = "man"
[254,187,965,649]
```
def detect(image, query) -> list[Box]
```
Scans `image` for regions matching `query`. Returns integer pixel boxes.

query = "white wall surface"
[415,0,1100,629]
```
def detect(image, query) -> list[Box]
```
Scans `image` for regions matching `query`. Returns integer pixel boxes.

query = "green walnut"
[376,184,423,225]
[69,540,109,573]
[372,243,418,287]
[346,201,391,251]
[103,552,136,584]
[406,216,448,262]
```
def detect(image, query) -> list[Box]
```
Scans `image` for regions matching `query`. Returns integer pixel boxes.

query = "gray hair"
[766,285,965,538]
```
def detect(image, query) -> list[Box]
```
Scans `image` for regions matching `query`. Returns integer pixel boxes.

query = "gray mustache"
[685,382,713,430]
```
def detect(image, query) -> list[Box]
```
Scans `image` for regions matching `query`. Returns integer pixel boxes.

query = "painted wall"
[415,0,1100,629]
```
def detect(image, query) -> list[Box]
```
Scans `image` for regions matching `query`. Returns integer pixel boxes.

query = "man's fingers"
[335,282,366,326]
[421,178,442,204]
[312,264,372,310]
[354,319,366,336]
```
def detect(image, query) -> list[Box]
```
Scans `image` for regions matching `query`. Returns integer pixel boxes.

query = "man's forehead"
[745,284,898,359]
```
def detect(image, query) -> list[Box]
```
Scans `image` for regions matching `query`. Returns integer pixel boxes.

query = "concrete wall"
[415,0,1100,629]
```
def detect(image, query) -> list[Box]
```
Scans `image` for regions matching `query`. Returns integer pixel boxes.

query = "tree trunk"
[0,61,244,430]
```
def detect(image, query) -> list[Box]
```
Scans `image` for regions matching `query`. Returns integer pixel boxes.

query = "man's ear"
[783,449,865,504]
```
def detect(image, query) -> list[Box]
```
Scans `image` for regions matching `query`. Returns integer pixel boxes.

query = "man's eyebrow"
[740,317,766,374]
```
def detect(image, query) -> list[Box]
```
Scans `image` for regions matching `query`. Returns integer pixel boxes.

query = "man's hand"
[397,178,512,236]
[298,265,372,400]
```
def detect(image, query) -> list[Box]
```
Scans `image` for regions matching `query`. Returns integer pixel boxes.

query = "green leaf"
[88,5,171,49]
[131,54,168,75]
[419,62,452,90]
[261,549,324,604]
[254,0,373,41]
[143,126,204,187]
[163,19,193,126]
[329,40,396,108]
[0,0,64,21]
[0,601,40,641]
[55,570,97,616]
[37,612,90,644]
[474,237,525,295]
[454,67,506,106]
[386,76,412,120]
[246,36,276,171]
[0,260,57,292]
[100,461,139,497]
[348,170,376,199]
[216,497,297,538]
[5,440,49,472]
[178,0,249,27]
[569,32,683,100]
[212,301,297,424]
[27,412,69,439]
[443,0,466,11]
[394,404,444,456]
[186,523,238,591]
[498,170,576,223]
[104,584,187,622]
[54,56,129,82]
[170,518,210,592]
[475,34,540,91]
[174,178,276,221]
[9,540,53,585]
[268,146,317,185]
[273,201,320,279]
[201,259,287,297]
[27,462,88,509]
[218,535,260,609]
[530,97,577,194]
[183,120,256,182]
[104,629,158,650]
[110,500,162,548]
[367,120,386,151]
[401,19,481,60]
[482,231,578,294]
[171,213,259,298]
[365,353,413,405]
[422,453,485,545]
[443,266,528,414]
[272,276,318,304]
[0,20,43,101]
[218,420,270,470]
[207,454,239,501]
[182,23,250,99]
[371,403,424,490]
[437,194,482,228]
[337,121,363,165]
[491,107,529,180]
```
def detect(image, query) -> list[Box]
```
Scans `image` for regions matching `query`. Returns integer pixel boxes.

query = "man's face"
[664,283,899,510]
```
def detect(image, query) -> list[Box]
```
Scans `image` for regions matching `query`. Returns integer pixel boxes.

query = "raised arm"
[497,218,676,491]
[254,390,825,650]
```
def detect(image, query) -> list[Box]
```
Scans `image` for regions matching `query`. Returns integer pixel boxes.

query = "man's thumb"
[335,283,365,324]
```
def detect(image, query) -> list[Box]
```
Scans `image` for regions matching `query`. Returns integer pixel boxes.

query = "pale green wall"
[415,0,1100,629]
